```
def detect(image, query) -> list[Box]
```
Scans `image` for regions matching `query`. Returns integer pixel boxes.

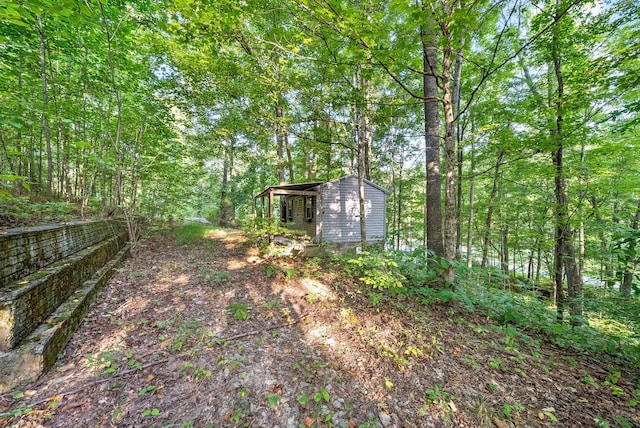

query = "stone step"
[0,243,130,393]
[0,230,128,352]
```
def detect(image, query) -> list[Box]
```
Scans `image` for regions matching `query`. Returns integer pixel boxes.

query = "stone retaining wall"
[0,227,128,351]
[0,219,131,392]
[0,220,127,287]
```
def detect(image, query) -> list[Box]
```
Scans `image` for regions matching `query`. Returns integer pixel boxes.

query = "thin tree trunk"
[276,102,286,185]
[621,198,640,297]
[355,64,367,249]
[38,15,53,199]
[98,0,123,208]
[397,148,404,251]
[481,150,504,268]
[466,141,475,268]
[453,20,465,261]
[442,37,457,284]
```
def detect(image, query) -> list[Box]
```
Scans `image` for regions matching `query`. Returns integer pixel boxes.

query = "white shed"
[254,174,388,246]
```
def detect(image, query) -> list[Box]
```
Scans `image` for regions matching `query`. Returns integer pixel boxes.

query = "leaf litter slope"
[1,228,638,427]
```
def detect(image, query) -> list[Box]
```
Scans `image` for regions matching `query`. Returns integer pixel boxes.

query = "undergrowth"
[172,224,216,245]
[336,246,640,368]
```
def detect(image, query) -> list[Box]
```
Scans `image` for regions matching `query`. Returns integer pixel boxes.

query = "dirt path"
[1,229,638,427]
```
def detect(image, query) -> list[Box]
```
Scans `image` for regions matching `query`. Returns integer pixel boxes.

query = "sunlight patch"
[172,274,190,285]
[305,324,337,348]
[300,278,335,299]
[227,260,247,270]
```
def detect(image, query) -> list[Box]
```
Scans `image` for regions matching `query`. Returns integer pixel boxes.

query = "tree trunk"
[453,23,465,261]
[38,15,53,199]
[355,64,367,249]
[501,225,509,282]
[621,198,640,296]
[442,36,457,284]
[397,147,404,251]
[276,102,286,185]
[481,150,504,268]
[98,1,123,208]
[466,141,475,268]
[421,21,444,257]
[551,0,582,320]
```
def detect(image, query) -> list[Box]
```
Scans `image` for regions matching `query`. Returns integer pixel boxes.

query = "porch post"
[268,189,274,218]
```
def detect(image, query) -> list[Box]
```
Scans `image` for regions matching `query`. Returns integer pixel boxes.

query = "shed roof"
[254,174,388,199]
[325,174,389,194]
[254,181,323,199]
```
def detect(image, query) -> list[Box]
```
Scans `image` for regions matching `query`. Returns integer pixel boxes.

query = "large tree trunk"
[421,21,444,257]
[551,0,582,320]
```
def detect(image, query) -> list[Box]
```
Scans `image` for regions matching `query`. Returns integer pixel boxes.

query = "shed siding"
[320,175,386,243]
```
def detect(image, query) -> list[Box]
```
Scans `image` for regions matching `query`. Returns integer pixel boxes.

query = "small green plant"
[367,291,385,306]
[582,371,599,387]
[226,302,250,321]
[138,385,156,396]
[425,383,456,416]
[285,267,299,280]
[539,407,557,421]
[142,408,160,417]
[463,355,479,369]
[84,350,120,375]
[313,388,331,403]
[218,354,246,370]
[503,402,524,419]
[193,367,212,382]
[262,300,282,311]
[266,393,282,408]
[488,358,502,370]
[199,267,231,287]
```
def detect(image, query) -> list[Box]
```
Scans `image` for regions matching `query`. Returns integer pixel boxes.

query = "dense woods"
[1,0,639,310]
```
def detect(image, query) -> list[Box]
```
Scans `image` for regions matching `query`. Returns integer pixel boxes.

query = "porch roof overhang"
[254,182,322,199]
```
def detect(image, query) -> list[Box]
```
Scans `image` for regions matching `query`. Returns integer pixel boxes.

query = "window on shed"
[287,198,293,221]
[305,196,314,222]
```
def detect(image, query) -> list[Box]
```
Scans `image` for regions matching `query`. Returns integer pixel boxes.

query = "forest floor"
[1,228,638,428]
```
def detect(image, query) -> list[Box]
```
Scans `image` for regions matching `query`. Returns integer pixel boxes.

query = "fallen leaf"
[145,374,155,382]
[304,416,314,427]
[493,418,510,428]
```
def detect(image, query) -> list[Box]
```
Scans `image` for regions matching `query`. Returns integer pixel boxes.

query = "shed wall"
[320,175,386,243]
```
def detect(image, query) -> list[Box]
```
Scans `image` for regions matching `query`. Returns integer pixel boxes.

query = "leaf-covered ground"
[1,228,638,427]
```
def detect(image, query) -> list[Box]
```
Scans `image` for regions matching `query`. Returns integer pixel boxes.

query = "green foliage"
[226,302,251,321]
[243,217,307,249]
[425,383,456,416]
[342,250,405,290]
[172,224,211,245]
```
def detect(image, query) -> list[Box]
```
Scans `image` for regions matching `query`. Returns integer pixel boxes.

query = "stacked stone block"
[0,220,130,392]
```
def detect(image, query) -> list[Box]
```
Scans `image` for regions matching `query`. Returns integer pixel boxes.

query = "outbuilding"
[254,174,388,247]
